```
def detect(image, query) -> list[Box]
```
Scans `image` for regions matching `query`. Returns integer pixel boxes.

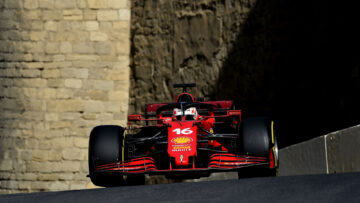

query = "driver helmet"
[173,108,182,120]
[184,107,198,120]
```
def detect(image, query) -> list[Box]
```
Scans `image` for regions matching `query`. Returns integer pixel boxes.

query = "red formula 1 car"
[88,83,279,186]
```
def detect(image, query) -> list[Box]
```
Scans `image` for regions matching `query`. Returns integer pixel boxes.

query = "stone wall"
[0,0,131,193]
[130,0,360,148]
[130,0,255,114]
[1,0,360,194]
[212,0,360,147]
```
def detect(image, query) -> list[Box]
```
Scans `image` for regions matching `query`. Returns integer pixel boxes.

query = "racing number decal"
[171,128,194,153]
[172,128,193,135]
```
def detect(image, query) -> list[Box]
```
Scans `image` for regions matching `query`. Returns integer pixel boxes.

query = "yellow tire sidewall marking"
[271,121,278,168]
[122,132,127,181]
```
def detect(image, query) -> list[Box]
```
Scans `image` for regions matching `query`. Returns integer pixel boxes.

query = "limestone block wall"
[130,0,255,114]
[0,0,131,193]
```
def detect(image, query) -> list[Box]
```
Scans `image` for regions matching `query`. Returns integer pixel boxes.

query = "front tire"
[88,125,125,187]
[238,117,278,178]
[88,125,145,187]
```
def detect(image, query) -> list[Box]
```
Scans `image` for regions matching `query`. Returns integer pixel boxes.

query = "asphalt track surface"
[1,172,360,203]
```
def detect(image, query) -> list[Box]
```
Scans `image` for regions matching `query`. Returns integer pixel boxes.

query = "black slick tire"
[88,125,145,187]
[238,117,278,178]
[88,125,126,187]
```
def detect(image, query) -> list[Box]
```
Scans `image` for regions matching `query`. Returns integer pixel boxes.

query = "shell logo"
[171,136,193,144]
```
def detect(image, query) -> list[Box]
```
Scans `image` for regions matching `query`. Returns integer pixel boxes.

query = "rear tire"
[238,117,278,178]
[88,125,145,187]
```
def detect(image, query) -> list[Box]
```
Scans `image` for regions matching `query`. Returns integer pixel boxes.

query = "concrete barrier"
[279,124,360,176]
[325,124,360,174]
[278,136,327,176]
[189,124,360,181]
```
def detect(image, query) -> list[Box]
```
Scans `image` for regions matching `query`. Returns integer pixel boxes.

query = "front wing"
[93,153,269,175]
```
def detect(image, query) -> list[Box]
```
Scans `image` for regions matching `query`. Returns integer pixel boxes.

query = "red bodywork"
[168,121,198,166]
[94,92,270,176]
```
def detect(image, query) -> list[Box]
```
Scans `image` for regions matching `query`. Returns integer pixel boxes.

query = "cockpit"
[173,107,198,121]
[176,93,195,103]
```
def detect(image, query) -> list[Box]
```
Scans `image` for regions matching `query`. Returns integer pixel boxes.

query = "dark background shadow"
[212,0,360,148]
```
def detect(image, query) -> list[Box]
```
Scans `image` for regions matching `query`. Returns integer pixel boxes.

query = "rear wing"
[173,83,196,93]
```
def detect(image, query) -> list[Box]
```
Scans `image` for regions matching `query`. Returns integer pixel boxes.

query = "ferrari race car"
[88,83,279,186]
